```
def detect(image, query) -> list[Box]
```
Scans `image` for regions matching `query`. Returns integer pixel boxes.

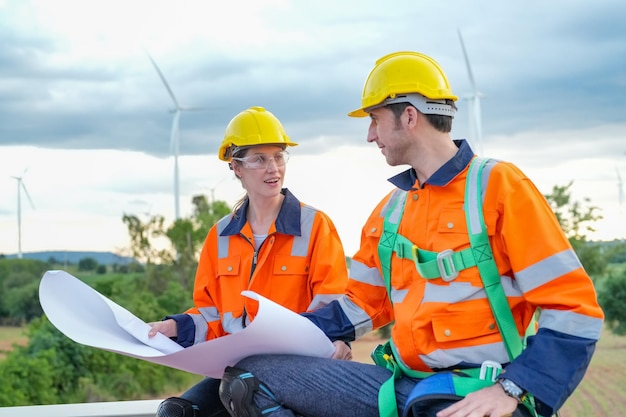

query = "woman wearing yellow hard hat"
[150,106,351,417]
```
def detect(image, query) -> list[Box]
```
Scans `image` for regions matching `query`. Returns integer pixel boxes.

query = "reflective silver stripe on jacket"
[308,293,343,312]
[381,189,407,222]
[338,295,374,338]
[216,214,233,259]
[189,313,210,345]
[419,341,510,370]
[538,309,603,340]
[293,205,316,256]
[465,156,495,233]
[421,275,523,304]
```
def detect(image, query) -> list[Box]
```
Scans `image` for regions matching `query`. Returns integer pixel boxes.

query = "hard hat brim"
[348,107,369,118]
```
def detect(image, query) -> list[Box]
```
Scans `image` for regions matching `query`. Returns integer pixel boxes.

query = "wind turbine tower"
[457,29,484,155]
[11,170,35,259]
[146,52,205,220]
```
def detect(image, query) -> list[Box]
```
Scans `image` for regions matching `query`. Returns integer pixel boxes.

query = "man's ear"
[405,105,419,127]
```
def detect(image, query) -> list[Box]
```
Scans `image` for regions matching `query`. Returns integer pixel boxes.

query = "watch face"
[499,379,523,398]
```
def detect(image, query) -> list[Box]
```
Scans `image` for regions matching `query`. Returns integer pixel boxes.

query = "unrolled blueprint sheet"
[39,270,335,377]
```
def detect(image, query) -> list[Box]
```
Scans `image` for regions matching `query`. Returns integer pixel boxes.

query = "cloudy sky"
[1,0,625,258]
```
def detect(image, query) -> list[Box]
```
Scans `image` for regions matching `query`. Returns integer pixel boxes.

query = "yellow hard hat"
[349,51,458,118]
[218,106,298,161]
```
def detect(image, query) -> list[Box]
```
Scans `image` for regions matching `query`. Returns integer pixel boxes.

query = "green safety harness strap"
[374,157,536,417]
[464,157,523,360]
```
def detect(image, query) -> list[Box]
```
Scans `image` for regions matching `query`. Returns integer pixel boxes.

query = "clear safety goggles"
[232,150,290,170]
[365,93,456,117]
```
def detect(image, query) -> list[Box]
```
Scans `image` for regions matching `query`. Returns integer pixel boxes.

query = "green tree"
[122,214,171,265]
[4,281,42,324]
[544,181,607,278]
[166,217,198,290]
[597,271,626,336]
[78,257,99,271]
[121,196,230,291]
[544,181,603,240]
[167,195,230,261]
[606,240,626,263]
[0,258,49,324]
[165,196,231,290]
[193,195,231,241]
[0,316,199,406]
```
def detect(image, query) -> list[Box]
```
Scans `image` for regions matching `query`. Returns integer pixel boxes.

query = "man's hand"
[436,383,518,417]
[148,319,177,338]
[331,340,353,360]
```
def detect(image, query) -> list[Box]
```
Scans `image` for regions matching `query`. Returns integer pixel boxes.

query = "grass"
[558,329,626,416]
[0,326,28,360]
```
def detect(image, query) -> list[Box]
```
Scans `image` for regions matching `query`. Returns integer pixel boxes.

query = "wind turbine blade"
[146,51,181,109]
[457,28,478,94]
[458,28,484,154]
[21,182,35,210]
[474,98,483,146]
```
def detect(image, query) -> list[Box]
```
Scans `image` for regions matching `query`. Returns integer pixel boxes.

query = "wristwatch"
[497,378,525,402]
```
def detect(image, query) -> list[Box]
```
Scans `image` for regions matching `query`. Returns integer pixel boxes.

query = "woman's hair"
[231,147,249,218]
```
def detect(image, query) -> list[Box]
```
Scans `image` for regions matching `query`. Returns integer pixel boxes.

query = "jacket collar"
[388,139,474,191]
[220,188,302,237]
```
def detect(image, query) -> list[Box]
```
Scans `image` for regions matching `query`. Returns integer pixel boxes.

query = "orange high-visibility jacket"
[306,140,604,415]
[170,188,348,347]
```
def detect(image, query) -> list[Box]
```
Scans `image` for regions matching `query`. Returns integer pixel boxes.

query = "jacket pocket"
[431,308,499,343]
[217,256,241,276]
[272,255,309,276]
[217,256,243,315]
[437,209,498,238]
[270,255,310,311]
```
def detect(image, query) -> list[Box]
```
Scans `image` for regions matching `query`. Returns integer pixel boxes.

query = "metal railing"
[0,399,162,417]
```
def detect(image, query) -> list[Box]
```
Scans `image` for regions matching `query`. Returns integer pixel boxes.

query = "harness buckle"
[479,360,502,382]
[437,249,458,281]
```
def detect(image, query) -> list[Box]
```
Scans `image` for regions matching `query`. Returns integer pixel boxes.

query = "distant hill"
[2,251,135,265]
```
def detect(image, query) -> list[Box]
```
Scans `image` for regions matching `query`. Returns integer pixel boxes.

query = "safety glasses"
[232,150,290,170]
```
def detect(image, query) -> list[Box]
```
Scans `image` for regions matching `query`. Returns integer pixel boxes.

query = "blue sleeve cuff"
[302,300,356,343]
[501,328,597,416]
[165,313,195,348]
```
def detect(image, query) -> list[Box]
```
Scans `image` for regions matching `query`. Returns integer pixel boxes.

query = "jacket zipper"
[241,239,261,328]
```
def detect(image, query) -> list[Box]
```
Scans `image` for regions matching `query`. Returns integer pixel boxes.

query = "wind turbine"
[457,28,484,155]
[146,52,206,220]
[11,169,35,259]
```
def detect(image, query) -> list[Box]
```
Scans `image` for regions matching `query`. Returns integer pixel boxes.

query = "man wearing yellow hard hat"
[219,53,603,417]
[150,106,350,417]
